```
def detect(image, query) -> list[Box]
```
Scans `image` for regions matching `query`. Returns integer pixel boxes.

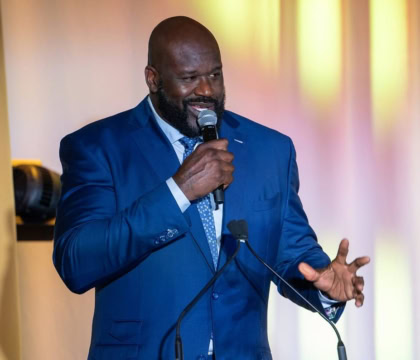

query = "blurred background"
[0,0,419,359]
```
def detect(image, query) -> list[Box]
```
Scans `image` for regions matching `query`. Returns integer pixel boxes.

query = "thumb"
[298,262,320,282]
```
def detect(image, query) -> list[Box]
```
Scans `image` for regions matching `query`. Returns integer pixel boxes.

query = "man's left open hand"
[298,239,370,307]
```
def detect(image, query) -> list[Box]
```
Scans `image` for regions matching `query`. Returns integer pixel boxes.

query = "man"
[54,16,369,360]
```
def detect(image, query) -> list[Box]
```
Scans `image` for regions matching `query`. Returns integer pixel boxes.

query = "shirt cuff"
[318,291,341,320]
[318,290,340,308]
[166,177,190,213]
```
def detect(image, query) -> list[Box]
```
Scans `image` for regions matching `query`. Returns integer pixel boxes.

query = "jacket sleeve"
[273,139,345,322]
[53,133,190,294]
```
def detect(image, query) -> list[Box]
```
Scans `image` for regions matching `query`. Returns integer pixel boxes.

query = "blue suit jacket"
[54,97,343,360]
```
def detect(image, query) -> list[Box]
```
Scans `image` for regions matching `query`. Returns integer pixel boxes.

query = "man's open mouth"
[187,102,216,116]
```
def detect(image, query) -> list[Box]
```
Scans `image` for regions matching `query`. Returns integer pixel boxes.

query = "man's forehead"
[162,38,222,71]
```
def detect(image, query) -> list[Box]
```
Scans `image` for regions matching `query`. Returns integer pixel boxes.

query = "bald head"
[144,16,225,137]
[148,16,220,69]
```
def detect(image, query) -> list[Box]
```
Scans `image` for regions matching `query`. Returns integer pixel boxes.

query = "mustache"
[183,96,219,106]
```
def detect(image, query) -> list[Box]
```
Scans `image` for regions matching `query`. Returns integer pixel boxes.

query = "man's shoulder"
[61,99,150,146]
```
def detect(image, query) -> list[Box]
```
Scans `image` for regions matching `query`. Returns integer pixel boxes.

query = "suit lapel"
[186,203,216,273]
[128,99,216,273]
[128,102,180,183]
[217,114,249,270]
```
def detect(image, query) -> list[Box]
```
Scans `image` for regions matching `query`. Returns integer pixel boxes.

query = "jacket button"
[212,292,219,300]
[167,228,178,238]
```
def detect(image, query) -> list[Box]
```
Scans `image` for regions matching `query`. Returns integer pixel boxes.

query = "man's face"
[151,39,225,137]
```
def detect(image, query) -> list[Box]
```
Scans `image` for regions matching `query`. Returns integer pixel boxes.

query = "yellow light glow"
[12,159,42,166]
[370,0,408,138]
[375,235,413,359]
[297,0,342,109]
[194,0,280,72]
[254,0,280,71]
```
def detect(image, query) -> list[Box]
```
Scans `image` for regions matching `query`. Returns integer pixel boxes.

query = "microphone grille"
[197,109,217,128]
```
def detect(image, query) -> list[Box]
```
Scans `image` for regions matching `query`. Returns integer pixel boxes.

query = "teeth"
[191,106,207,111]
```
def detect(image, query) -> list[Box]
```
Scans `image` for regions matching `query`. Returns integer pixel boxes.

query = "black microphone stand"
[228,220,348,360]
[175,237,242,360]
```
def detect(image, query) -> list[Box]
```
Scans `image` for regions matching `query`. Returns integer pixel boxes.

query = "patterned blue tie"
[179,137,219,269]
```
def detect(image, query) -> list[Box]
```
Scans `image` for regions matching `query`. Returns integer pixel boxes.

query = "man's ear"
[145,66,160,93]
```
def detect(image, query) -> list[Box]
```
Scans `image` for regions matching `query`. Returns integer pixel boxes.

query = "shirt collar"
[147,96,184,145]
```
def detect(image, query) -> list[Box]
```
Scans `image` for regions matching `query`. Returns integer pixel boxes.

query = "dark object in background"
[13,164,61,223]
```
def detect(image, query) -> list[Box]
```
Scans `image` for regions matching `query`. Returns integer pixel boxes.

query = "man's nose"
[194,76,213,97]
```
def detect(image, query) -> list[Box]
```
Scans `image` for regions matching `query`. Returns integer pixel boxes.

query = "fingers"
[298,262,321,282]
[353,277,365,307]
[194,139,234,163]
[347,275,366,307]
[353,275,365,292]
[321,239,369,306]
[173,139,235,201]
[355,292,365,307]
[335,238,349,265]
[348,256,370,274]
[207,159,234,188]
[344,275,355,300]
[197,138,229,151]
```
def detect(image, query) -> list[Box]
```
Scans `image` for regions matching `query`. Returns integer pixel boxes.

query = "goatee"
[156,87,225,138]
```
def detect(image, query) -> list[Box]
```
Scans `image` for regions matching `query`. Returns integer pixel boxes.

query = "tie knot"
[179,136,200,157]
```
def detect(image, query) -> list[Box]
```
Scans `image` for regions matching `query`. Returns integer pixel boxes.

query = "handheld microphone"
[197,109,224,210]
[227,219,348,360]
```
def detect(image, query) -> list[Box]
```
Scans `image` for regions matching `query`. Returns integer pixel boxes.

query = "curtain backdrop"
[2,1,419,359]
[0,2,21,359]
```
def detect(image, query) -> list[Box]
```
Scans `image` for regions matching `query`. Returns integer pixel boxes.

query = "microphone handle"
[201,125,218,142]
[175,238,242,360]
[201,125,224,209]
[213,186,224,208]
[243,240,348,360]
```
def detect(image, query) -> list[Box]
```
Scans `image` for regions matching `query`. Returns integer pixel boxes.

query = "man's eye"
[210,72,221,78]
[182,76,196,81]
